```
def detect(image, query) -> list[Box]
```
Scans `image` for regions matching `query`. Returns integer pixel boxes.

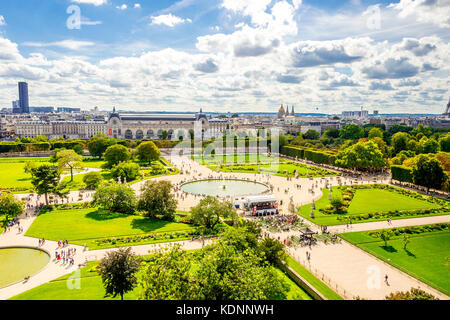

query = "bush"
[93,185,136,214]
[391,165,413,183]
[83,171,103,190]
[111,161,141,182]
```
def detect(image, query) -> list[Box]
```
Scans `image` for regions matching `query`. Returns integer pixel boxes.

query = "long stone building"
[14,109,228,140]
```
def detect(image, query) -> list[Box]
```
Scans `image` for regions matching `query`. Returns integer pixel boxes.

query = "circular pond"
[181,179,269,197]
[0,247,50,288]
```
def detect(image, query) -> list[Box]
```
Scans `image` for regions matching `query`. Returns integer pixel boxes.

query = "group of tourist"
[55,247,77,266]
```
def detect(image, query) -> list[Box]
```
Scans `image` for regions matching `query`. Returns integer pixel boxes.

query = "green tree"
[190,196,236,230]
[330,194,345,213]
[93,185,136,214]
[32,135,48,142]
[83,171,103,190]
[98,247,141,300]
[391,132,410,155]
[137,180,177,220]
[303,129,320,140]
[161,130,169,140]
[30,164,62,206]
[339,124,364,140]
[0,193,24,224]
[24,161,38,174]
[103,144,131,169]
[87,133,116,159]
[380,230,392,247]
[402,233,410,250]
[324,127,340,139]
[111,161,141,182]
[335,141,387,171]
[438,133,450,152]
[257,237,285,265]
[368,127,384,139]
[56,149,82,182]
[412,154,446,191]
[136,141,161,165]
[418,137,439,154]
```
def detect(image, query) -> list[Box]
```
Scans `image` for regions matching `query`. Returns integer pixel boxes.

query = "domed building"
[277,104,286,118]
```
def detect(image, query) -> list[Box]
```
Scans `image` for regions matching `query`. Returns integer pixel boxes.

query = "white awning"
[244,195,277,203]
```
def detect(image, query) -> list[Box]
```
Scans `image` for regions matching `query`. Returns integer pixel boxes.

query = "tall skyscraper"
[18,82,29,113]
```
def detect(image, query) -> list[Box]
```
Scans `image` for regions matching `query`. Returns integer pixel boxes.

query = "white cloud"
[388,0,450,28]
[23,40,95,50]
[134,3,141,9]
[116,4,127,10]
[0,37,21,60]
[0,15,6,26]
[71,0,108,6]
[150,14,192,27]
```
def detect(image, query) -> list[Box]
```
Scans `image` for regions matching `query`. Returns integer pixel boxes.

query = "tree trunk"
[121,292,123,300]
[70,166,73,182]
[45,193,49,206]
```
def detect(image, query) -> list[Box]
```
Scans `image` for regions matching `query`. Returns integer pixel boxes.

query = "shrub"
[111,161,141,182]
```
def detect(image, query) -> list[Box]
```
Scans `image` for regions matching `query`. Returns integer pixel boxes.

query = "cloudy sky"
[0,0,449,114]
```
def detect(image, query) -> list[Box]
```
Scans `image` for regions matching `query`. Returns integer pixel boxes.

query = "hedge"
[391,165,413,183]
[0,141,85,153]
[281,145,336,165]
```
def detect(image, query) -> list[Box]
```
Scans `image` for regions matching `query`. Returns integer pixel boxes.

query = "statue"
[117,176,122,184]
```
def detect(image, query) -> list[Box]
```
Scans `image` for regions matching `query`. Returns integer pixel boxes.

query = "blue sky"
[0,0,449,113]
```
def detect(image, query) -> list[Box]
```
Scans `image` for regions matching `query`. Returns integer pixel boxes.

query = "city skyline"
[0,0,449,113]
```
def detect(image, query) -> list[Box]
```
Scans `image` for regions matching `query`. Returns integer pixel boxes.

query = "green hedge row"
[0,141,85,153]
[281,145,336,165]
[391,165,413,183]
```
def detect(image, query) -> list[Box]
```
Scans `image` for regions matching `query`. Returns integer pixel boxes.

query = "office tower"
[18,82,29,113]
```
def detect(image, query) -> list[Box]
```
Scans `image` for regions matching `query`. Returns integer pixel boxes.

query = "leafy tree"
[98,247,141,300]
[370,136,388,157]
[30,164,62,205]
[324,127,340,139]
[137,180,177,220]
[56,149,82,182]
[407,139,418,153]
[418,137,439,154]
[24,161,38,174]
[32,135,48,142]
[391,132,410,155]
[87,133,116,159]
[402,233,410,250]
[339,124,364,140]
[368,127,384,139]
[412,154,446,191]
[438,133,450,152]
[161,130,169,140]
[411,124,433,138]
[190,196,236,230]
[0,193,24,223]
[386,288,438,300]
[330,194,345,213]
[388,124,413,135]
[136,141,161,165]
[111,161,141,182]
[335,141,387,171]
[93,185,136,214]
[103,144,131,169]
[83,171,103,190]
[257,237,285,265]
[380,230,392,247]
[435,152,450,171]
[303,129,320,140]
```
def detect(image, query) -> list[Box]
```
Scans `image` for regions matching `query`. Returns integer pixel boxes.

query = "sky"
[0,0,449,114]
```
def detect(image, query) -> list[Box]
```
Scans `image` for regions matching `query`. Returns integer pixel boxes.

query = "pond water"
[181,179,269,197]
[0,247,50,288]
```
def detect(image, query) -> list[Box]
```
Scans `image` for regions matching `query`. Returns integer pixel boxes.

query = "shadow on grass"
[85,209,129,221]
[130,217,171,233]
[381,245,397,253]
[404,248,416,258]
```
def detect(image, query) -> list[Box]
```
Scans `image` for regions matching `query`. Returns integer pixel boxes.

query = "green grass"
[25,207,196,249]
[340,229,450,296]
[298,186,447,226]
[284,255,343,300]
[0,159,52,192]
[273,268,313,300]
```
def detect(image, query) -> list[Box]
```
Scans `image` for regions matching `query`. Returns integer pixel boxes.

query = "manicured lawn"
[340,229,450,296]
[273,268,313,300]
[298,185,447,226]
[25,207,196,248]
[209,161,337,178]
[0,158,51,192]
[284,255,343,300]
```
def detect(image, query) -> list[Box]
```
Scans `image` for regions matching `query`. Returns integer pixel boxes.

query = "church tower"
[277,104,285,118]
[291,105,295,116]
